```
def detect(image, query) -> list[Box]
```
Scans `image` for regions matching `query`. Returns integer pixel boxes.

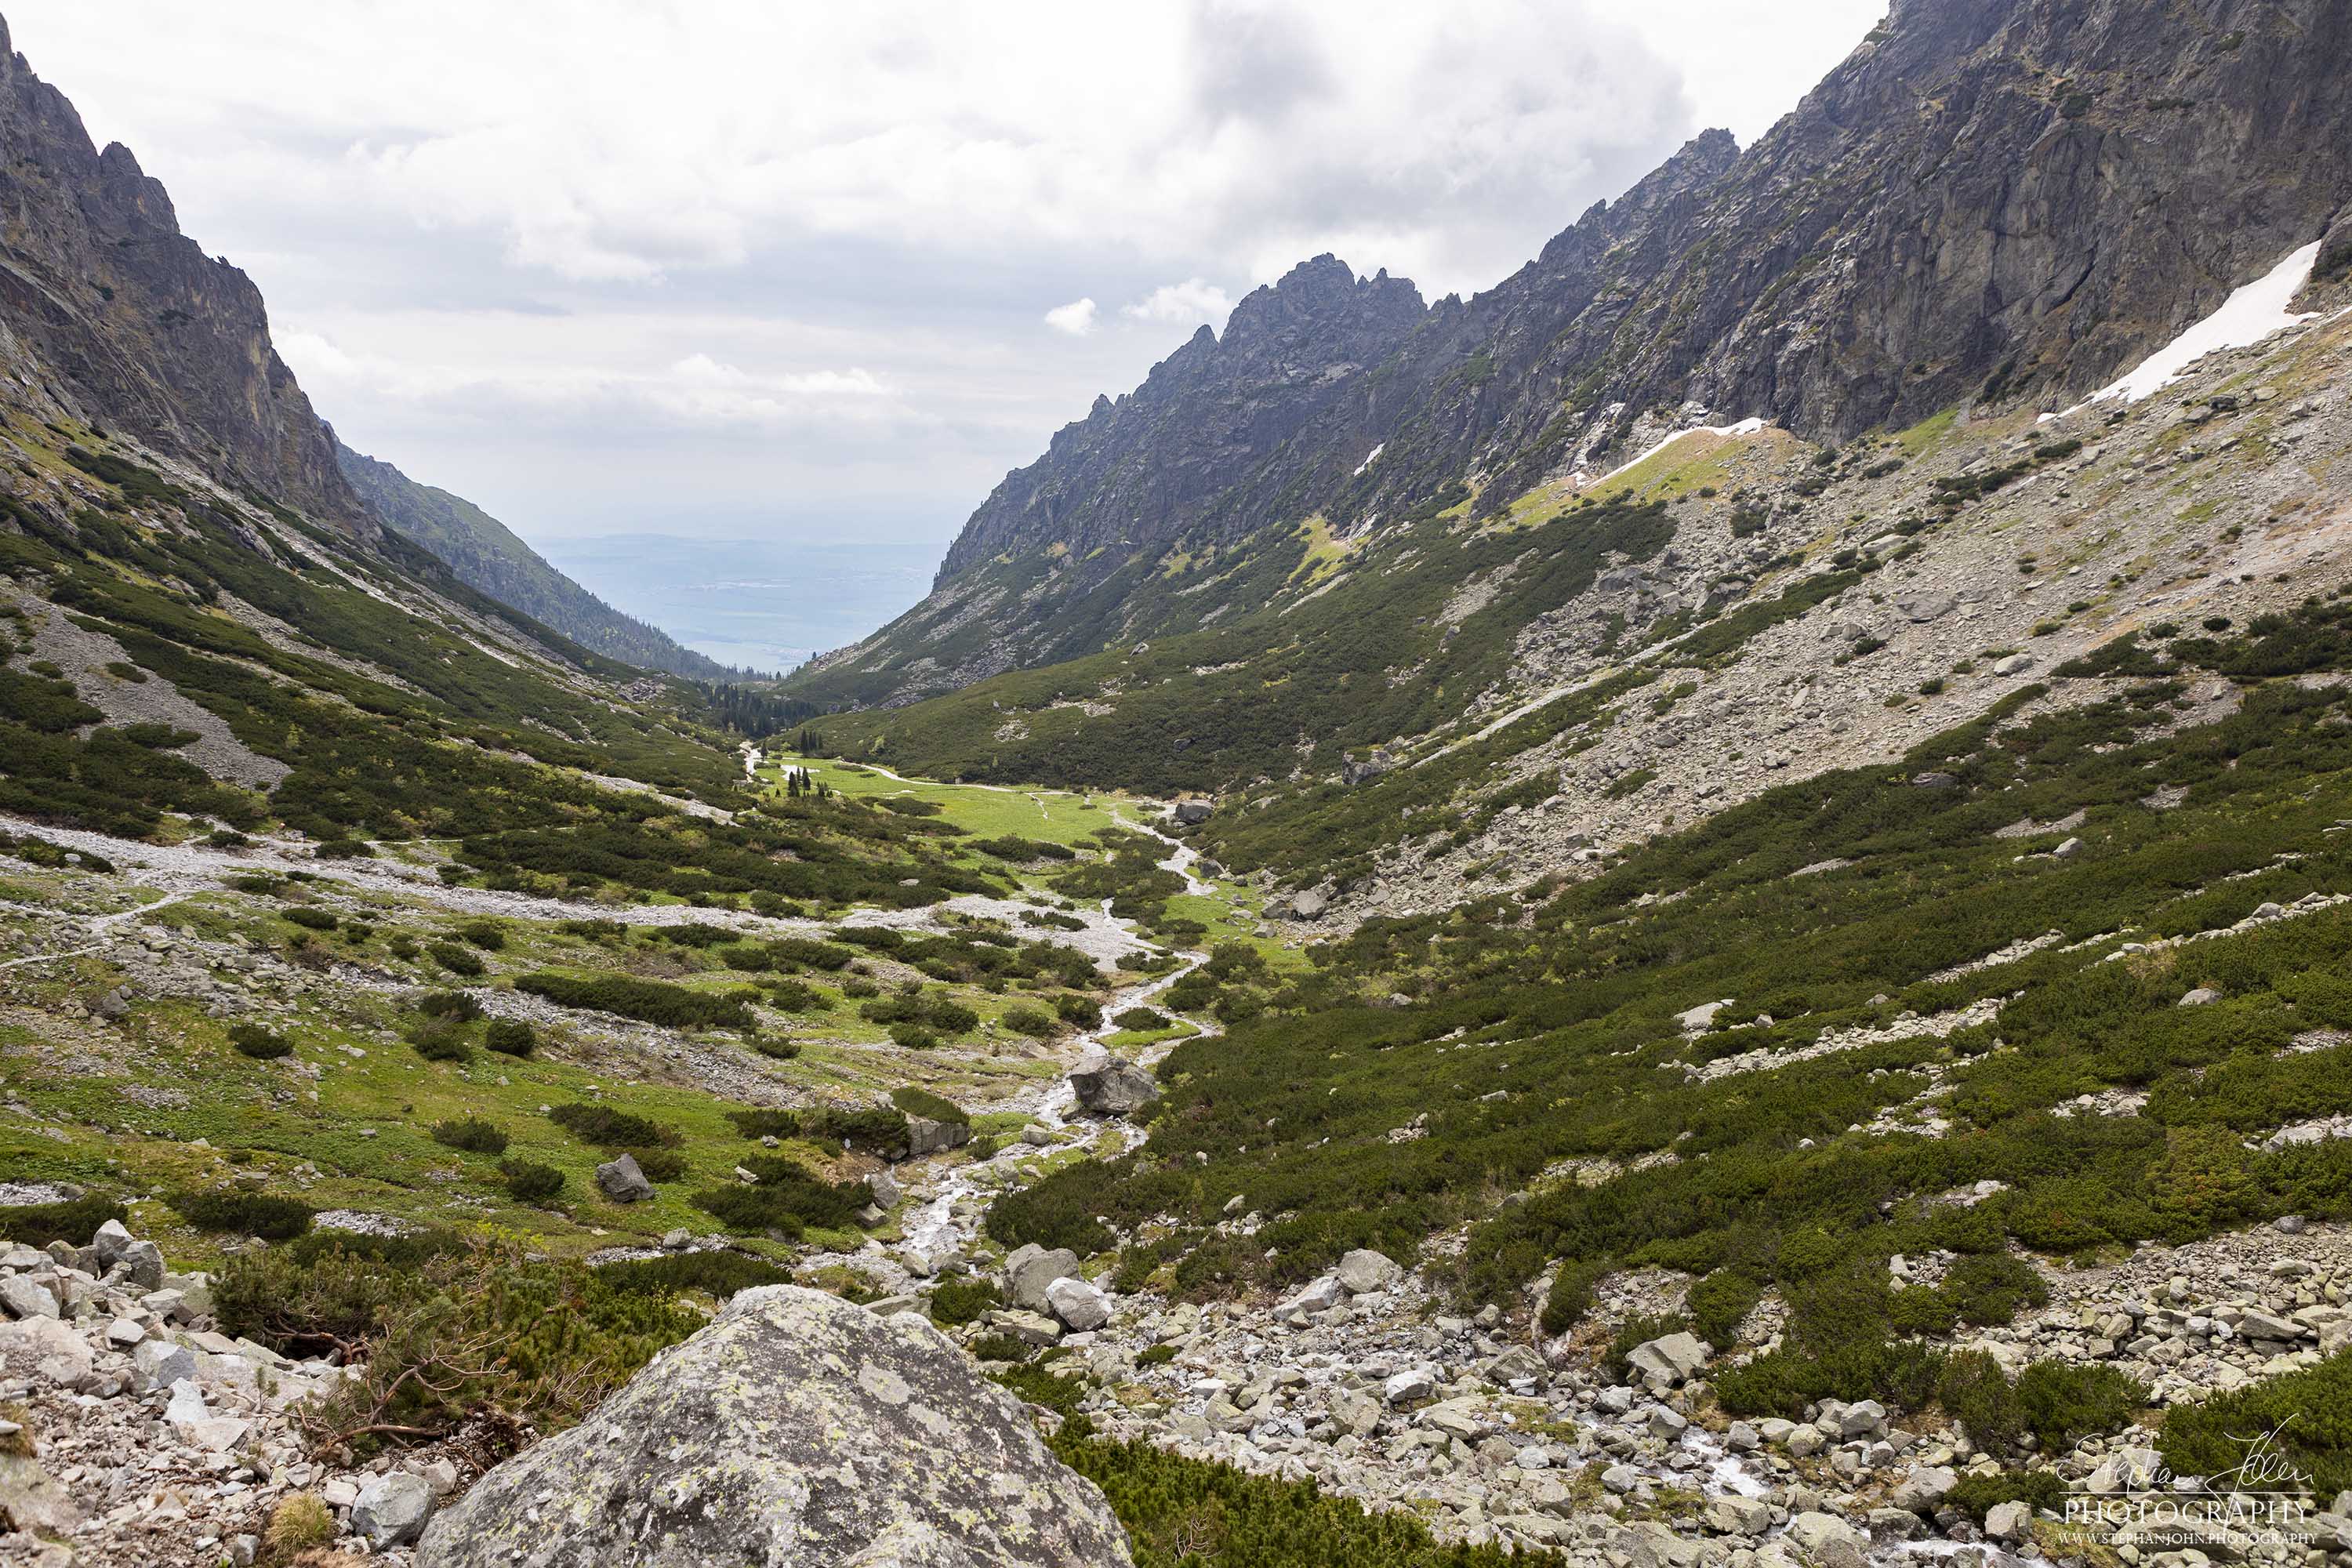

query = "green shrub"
[430,1118,509,1156]
[1113,1007,1167,1031]
[484,1018,536,1057]
[622,1146,688,1183]
[1539,1256,1613,1335]
[1944,1470,2067,1524]
[283,906,338,931]
[2161,1350,2352,1495]
[771,936,858,971]
[765,978,830,1012]
[1686,1269,1765,1346]
[501,1160,565,1203]
[456,920,507,950]
[1053,1424,1548,1568]
[0,1193,127,1247]
[516,971,755,1031]
[406,1016,474,1062]
[929,1278,1004,1326]
[752,1035,802,1060]
[228,1022,292,1059]
[891,1087,969,1126]
[2145,1124,2259,1237]
[414,989,483,1021]
[726,1109,800,1138]
[429,941,486,977]
[694,1156,867,1236]
[2015,1361,2146,1453]
[1940,1253,2049,1327]
[594,1250,793,1300]
[215,1237,698,1454]
[171,1190,313,1241]
[548,1102,678,1149]
[1937,1350,2020,1453]
[1003,1006,1058,1036]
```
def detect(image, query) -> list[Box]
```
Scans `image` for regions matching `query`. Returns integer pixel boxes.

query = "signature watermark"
[2062,1419,2327,1548]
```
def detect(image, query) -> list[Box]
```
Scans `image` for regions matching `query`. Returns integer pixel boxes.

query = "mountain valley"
[5,4,2352,1567]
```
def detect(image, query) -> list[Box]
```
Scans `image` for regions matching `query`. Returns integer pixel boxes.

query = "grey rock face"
[1172,800,1213,825]
[1070,1058,1160,1117]
[595,1153,655,1203]
[0,24,374,535]
[416,1286,1132,1568]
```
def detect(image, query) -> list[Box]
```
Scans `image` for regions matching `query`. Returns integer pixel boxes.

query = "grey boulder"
[416,1285,1131,1568]
[354,1470,437,1548]
[1624,1331,1711,1388]
[1069,1058,1160,1117]
[906,1116,972,1158]
[1045,1276,1113,1332]
[1005,1245,1085,1312]
[1334,1249,1403,1294]
[595,1152,656,1203]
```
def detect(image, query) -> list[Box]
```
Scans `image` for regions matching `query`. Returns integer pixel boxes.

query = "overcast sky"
[9,1,1884,565]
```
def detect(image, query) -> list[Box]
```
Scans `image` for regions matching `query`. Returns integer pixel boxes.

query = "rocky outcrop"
[417,1284,1133,1568]
[0,20,371,535]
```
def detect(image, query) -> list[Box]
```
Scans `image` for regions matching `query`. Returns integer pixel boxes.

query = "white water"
[896,811,1220,1262]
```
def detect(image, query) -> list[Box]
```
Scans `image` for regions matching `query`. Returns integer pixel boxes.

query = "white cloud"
[1123,279,1233,325]
[283,327,903,432]
[1044,298,1099,336]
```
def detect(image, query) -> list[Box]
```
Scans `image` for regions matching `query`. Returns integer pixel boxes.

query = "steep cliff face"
[1457,0,2352,485]
[0,16,370,535]
[334,438,730,680]
[797,0,2352,709]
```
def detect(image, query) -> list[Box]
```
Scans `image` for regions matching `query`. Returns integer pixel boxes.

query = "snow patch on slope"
[1582,417,1768,488]
[2048,242,2321,420]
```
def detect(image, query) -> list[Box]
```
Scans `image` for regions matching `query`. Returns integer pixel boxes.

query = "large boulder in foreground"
[417,1285,1132,1568]
[1069,1058,1159,1117]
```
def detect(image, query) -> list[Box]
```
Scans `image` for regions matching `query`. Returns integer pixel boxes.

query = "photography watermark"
[2061,1420,2326,1549]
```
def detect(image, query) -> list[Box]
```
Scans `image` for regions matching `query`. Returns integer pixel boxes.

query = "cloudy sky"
[8,1,1882,662]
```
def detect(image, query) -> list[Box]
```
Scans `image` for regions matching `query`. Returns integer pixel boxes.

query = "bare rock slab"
[417,1284,1132,1568]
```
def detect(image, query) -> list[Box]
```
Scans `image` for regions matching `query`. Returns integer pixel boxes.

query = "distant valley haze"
[5,0,1886,669]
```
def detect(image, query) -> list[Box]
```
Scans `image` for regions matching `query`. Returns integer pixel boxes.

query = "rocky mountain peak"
[0,24,371,535]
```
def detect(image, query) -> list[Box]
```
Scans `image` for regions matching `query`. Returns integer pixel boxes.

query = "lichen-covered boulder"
[416,1284,1132,1568]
